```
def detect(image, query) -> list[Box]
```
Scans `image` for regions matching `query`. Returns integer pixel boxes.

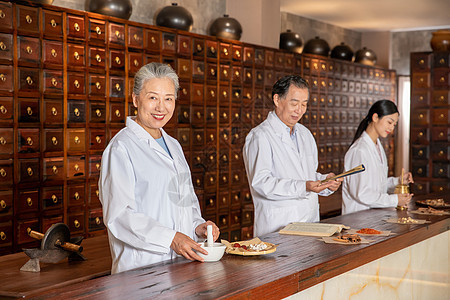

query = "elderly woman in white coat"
[244,75,342,237]
[342,100,414,215]
[99,63,219,274]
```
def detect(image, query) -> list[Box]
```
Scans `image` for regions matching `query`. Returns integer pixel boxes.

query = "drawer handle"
[196,134,202,142]
[235,70,240,77]
[52,165,58,174]
[417,168,423,174]
[52,194,58,203]
[440,77,445,83]
[27,167,33,176]
[28,106,34,116]
[96,163,100,170]
[439,132,444,137]
[196,89,201,96]
[222,217,226,225]
[74,220,80,228]
[95,217,101,225]
[26,76,33,85]
[167,40,173,46]
[0,10,4,19]
[196,44,202,52]
[0,231,5,241]
[210,90,215,97]
[222,197,226,204]
[210,46,216,54]
[50,19,57,27]
[195,156,201,163]
[26,137,33,146]
[115,56,121,65]
[0,74,5,82]
[51,49,57,57]
[51,107,57,116]
[209,134,214,142]
[183,111,189,119]
[96,109,101,117]
[74,164,79,171]
[210,112,215,119]
[222,91,227,97]
[0,42,6,51]
[0,136,5,145]
[245,192,250,200]
[51,78,58,87]
[418,132,423,137]
[134,59,139,67]
[74,192,80,200]
[26,197,32,206]
[52,136,58,145]
[234,216,238,222]
[95,82,101,89]
[133,33,139,41]
[74,51,80,60]
[26,15,32,24]
[74,136,80,144]
[95,26,102,35]
[209,155,214,162]
[439,113,444,119]
[223,133,228,140]
[182,88,188,95]
[95,54,102,62]
[210,68,215,76]
[246,93,251,100]
[235,50,240,57]
[223,48,228,56]
[96,136,102,143]
[234,92,240,98]
[96,189,99,197]
[209,198,214,205]
[196,179,201,186]
[74,80,80,88]
[222,155,228,162]
[115,30,121,38]
[234,174,239,181]
[223,69,228,77]
[74,22,80,32]
[115,109,121,117]
[115,83,121,92]
[234,113,239,119]
[222,176,227,183]
[438,168,444,175]
[418,150,423,156]
[182,41,188,48]
[246,72,251,79]
[181,135,187,142]
[74,108,80,117]
[222,112,227,119]
[0,168,6,177]
[246,113,251,119]
[182,65,188,72]
[439,150,444,156]
[26,46,33,54]
[0,199,5,209]
[151,36,156,44]
[419,59,424,65]
[234,133,239,139]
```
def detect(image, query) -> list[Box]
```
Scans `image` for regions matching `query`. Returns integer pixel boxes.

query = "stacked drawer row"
[0,0,396,254]
[410,52,449,194]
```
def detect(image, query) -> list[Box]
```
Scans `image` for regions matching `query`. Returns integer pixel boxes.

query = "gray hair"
[133,63,179,97]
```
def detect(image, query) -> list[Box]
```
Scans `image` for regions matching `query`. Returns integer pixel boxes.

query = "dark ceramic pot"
[209,14,242,41]
[279,30,302,54]
[331,42,354,61]
[430,29,450,51]
[156,3,193,32]
[303,36,330,57]
[355,47,377,66]
[85,0,132,20]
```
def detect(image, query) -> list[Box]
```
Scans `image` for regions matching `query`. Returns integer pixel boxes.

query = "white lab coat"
[342,131,399,215]
[243,111,332,237]
[99,116,205,274]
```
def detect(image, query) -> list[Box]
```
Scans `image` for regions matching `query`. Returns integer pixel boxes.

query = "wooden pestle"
[28,230,83,253]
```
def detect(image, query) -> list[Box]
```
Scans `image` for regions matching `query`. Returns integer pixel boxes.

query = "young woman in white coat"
[99,63,220,274]
[342,100,414,215]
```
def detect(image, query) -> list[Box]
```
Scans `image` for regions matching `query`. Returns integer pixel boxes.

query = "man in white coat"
[99,63,220,274]
[243,75,342,237]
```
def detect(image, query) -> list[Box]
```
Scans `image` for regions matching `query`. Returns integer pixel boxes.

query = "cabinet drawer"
[411,128,429,144]
[431,181,449,193]
[0,190,12,217]
[431,127,449,142]
[44,100,63,124]
[88,19,106,43]
[110,49,125,70]
[243,47,254,65]
[411,72,430,89]
[18,68,39,94]
[206,85,217,105]
[89,129,106,150]
[67,100,86,123]
[0,128,12,155]
[177,128,190,148]
[218,191,229,211]
[18,98,39,123]
[433,69,449,88]
[110,102,125,123]
[88,183,101,208]
[206,63,217,81]
[411,91,429,108]
[178,35,191,56]
[0,33,12,62]
[67,156,85,179]
[162,32,176,53]
[177,105,190,124]
[68,44,86,68]
[206,107,216,126]
[411,109,429,126]
[18,36,40,65]
[43,157,64,181]
[206,40,217,59]
[89,155,101,177]
[18,128,39,153]
[431,144,449,161]
[41,186,63,211]
[68,73,86,95]
[128,52,143,74]
[17,219,40,245]
[411,145,429,160]
[412,163,429,178]
[68,212,85,234]
[178,58,191,79]
[68,184,86,207]
[110,77,125,98]
[128,26,143,49]
[432,90,449,106]
[67,128,86,152]
[43,40,63,66]
[193,38,205,58]
[0,159,13,186]
[67,15,85,39]
[18,189,39,214]
[0,97,12,122]
[19,158,40,183]
[89,74,106,96]
[44,129,64,152]
[88,208,105,232]
[243,68,253,86]
[232,66,242,85]
[433,163,449,178]
[89,47,106,68]
[89,102,106,123]
[145,29,160,52]
[43,10,63,38]
[43,70,63,94]
[411,53,430,70]
[109,22,125,45]
[17,5,39,34]
[432,109,449,125]
[0,2,12,32]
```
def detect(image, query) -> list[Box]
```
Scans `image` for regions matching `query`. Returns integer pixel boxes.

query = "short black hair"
[272,75,309,99]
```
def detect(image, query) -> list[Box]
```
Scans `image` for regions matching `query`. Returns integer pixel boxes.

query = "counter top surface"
[2,193,449,299]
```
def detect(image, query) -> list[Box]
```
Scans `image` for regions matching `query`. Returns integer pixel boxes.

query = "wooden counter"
[20,193,448,300]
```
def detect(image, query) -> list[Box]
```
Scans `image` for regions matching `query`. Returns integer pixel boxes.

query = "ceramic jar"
[331,42,354,61]
[156,3,193,32]
[303,36,330,57]
[279,30,303,54]
[85,0,132,20]
[209,14,242,41]
[430,29,450,51]
[355,47,377,66]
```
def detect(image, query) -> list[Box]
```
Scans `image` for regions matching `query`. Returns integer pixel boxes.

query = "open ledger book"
[279,222,350,237]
